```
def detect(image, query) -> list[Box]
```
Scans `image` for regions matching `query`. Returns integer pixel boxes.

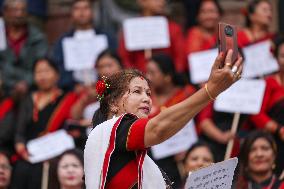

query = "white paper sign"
[151,120,197,160]
[27,130,75,163]
[243,40,279,78]
[123,16,170,51]
[185,158,238,189]
[63,34,108,71]
[214,79,266,114]
[0,18,7,51]
[188,48,218,84]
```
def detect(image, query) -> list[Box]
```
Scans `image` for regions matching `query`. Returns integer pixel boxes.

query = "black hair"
[245,0,271,27]
[48,149,84,189]
[183,141,215,164]
[92,69,150,127]
[239,130,277,178]
[71,0,93,7]
[273,35,284,58]
[192,0,223,26]
[32,57,59,74]
[95,49,123,69]
[149,53,187,86]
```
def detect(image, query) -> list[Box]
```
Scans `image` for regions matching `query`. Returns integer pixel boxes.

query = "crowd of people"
[0,0,283,188]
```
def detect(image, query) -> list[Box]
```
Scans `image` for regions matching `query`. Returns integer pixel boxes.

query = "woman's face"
[57,154,84,189]
[277,43,284,72]
[96,55,122,78]
[197,1,220,30]
[250,1,272,27]
[116,77,152,118]
[34,60,59,91]
[146,60,168,90]
[248,138,275,175]
[0,154,12,189]
[184,146,214,173]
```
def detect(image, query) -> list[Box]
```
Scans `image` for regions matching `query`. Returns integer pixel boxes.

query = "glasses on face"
[0,164,12,171]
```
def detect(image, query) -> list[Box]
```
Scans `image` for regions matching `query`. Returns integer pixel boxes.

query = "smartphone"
[218,22,238,63]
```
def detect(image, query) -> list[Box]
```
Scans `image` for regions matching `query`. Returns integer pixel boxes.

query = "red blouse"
[248,75,284,129]
[185,26,217,55]
[237,29,275,48]
[118,20,186,73]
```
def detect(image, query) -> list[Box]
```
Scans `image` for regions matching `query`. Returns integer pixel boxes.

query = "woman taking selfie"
[84,50,243,188]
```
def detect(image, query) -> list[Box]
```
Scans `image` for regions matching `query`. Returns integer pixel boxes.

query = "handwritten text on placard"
[185,158,238,189]
[214,79,266,114]
[123,16,170,51]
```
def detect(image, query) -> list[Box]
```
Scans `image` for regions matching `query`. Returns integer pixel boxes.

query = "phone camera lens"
[224,25,233,37]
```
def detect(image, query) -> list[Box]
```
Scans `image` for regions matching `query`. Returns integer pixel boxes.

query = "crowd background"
[0,0,284,188]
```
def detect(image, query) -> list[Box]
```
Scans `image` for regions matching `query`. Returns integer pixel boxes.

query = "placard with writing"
[214,79,266,114]
[188,48,218,84]
[123,16,170,51]
[185,158,238,189]
[151,120,197,159]
[0,18,7,51]
[27,130,75,163]
[63,34,108,71]
[242,40,279,78]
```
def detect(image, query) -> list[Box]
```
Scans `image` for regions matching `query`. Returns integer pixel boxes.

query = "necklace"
[248,175,276,189]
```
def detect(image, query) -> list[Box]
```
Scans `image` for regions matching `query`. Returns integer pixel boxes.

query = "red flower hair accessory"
[96,76,110,101]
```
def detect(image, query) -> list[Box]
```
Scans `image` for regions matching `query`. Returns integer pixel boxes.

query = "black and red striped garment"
[104,114,148,189]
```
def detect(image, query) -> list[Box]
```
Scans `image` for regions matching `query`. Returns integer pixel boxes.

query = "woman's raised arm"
[144,50,243,147]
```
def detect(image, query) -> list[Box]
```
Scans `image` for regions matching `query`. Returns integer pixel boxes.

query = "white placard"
[0,18,7,50]
[27,130,75,163]
[151,120,197,160]
[243,40,279,78]
[185,158,238,189]
[63,34,108,71]
[123,16,170,51]
[214,79,266,114]
[188,48,218,84]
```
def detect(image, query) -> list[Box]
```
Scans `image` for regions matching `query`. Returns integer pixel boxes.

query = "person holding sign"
[11,58,78,189]
[51,0,114,91]
[238,0,275,48]
[236,131,284,189]
[246,37,284,176]
[185,0,222,55]
[145,54,196,188]
[84,50,243,188]
[118,0,186,73]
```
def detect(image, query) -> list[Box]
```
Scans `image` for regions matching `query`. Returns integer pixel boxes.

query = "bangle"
[205,83,216,101]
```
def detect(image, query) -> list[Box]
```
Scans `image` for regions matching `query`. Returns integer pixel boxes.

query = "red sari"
[185,26,217,55]
[118,19,186,73]
[237,29,275,48]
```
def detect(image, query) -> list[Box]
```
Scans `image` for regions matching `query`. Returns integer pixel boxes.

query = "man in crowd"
[0,0,48,99]
[51,0,115,91]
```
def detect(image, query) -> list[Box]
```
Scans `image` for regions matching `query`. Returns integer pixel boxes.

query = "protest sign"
[151,120,197,159]
[0,18,7,51]
[63,34,108,71]
[184,158,238,189]
[188,48,218,84]
[27,130,75,163]
[214,79,266,114]
[242,40,279,78]
[123,16,170,51]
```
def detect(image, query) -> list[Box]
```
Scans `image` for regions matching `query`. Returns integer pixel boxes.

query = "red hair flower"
[96,76,110,101]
